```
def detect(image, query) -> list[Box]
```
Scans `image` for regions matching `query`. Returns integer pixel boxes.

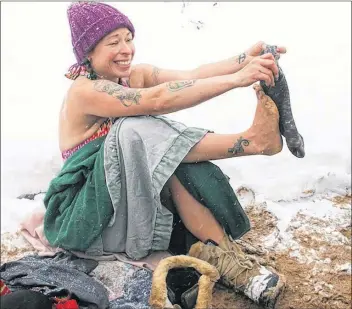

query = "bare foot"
[248,84,283,155]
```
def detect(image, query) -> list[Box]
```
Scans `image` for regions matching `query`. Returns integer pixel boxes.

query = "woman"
[45,2,286,308]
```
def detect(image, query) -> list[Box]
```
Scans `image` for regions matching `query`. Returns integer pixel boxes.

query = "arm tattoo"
[151,66,160,86]
[228,136,250,155]
[237,53,246,64]
[93,80,142,107]
[167,80,197,92]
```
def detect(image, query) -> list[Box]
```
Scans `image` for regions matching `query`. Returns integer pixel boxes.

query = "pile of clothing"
[0,252,108,309]
[1,251,201,309]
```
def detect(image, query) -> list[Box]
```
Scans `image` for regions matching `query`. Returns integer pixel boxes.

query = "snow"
[1,1,351,253]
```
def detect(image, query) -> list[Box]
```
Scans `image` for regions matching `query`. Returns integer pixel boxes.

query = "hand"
[246,41,287,59]
[233,53,279,88]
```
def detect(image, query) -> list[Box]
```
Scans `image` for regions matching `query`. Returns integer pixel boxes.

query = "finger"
[259,59,279,79]
[258,66,275,86]
[258,53,276,67]
[251,41,265,55]
[256,72,272,87]
[253,83,265,100]
[272,46,281,60]
[277,46,287,54]
[260,53,275,61]
[253,83,261,92]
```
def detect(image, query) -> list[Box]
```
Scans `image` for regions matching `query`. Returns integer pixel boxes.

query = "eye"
[109,41,119,46]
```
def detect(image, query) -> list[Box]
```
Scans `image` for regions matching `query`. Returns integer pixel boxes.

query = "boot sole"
[261,272,286,309]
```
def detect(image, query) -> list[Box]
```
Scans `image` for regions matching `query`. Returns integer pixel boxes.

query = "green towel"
[175,162,250,240]
[44,136,113,251]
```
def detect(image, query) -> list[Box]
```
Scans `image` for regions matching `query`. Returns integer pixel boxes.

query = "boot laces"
[217,248,254,289]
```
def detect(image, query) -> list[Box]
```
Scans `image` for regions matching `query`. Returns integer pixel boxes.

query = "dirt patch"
[212,286,262,309]
[212,250,351,309]
[242,203,278,242]
[211,253,351,309]
[323,193,352,209]
[274,253,351,309]
[340,226,351,240]
[210,198,351,309]
[331,194,352,207]
[0,231,36,264]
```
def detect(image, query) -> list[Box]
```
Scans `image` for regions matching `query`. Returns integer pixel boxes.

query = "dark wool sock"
[260,45,305,158]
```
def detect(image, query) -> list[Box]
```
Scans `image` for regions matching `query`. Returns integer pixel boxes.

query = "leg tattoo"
[228,137,250,155]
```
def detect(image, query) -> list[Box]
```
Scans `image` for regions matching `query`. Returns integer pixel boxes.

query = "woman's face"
[89,27,135,81]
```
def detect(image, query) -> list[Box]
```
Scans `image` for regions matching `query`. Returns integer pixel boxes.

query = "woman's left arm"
[136,42,286,88]
[136,53,251,88]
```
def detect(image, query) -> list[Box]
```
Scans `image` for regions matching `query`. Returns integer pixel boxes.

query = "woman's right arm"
[76,54,278,118]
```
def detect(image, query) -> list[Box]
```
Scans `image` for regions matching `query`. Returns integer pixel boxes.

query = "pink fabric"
[19,208,62,256]
[113,251,171,271]
[61,120,111,161]
[19,208,170,270]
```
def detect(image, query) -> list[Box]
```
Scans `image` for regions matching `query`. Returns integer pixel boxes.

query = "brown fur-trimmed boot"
[188,235,285,309]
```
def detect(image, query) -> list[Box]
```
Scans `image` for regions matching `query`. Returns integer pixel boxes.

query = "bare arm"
[191,53,251,79]
[76,74,239,118]
[139,42,287,88]
[75,54,277,118]
[139,53,252,88]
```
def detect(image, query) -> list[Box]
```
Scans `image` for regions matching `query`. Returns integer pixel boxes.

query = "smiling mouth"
[114,60,131,66]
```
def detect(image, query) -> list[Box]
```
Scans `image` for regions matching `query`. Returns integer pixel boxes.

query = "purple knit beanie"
[67,2,135,65]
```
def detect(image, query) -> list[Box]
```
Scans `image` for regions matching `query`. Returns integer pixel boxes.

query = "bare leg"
[169,175,225,244]
[183,84,283,163]
[172,84,281,242]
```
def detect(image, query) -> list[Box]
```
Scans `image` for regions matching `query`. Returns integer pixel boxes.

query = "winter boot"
[188,235,285,308]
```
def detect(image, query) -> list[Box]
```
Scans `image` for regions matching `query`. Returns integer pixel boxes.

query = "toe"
[253,84,265,99]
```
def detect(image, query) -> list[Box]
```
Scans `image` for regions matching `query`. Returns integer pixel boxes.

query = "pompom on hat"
[65,1,135,80]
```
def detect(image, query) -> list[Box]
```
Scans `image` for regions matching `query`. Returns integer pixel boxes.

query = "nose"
[119,41,132,54]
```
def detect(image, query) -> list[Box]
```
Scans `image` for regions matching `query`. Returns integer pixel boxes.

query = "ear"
[86,49,94,61]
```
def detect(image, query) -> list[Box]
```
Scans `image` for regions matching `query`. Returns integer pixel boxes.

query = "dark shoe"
[1,290,53,309]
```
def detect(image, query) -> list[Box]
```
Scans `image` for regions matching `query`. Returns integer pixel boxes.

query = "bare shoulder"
[129,64,149,88]
[67,77,108,107]
[131,63,162,88]
[65,77,89,106]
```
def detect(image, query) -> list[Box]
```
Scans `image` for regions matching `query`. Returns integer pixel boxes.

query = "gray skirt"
[84,116,250,260]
